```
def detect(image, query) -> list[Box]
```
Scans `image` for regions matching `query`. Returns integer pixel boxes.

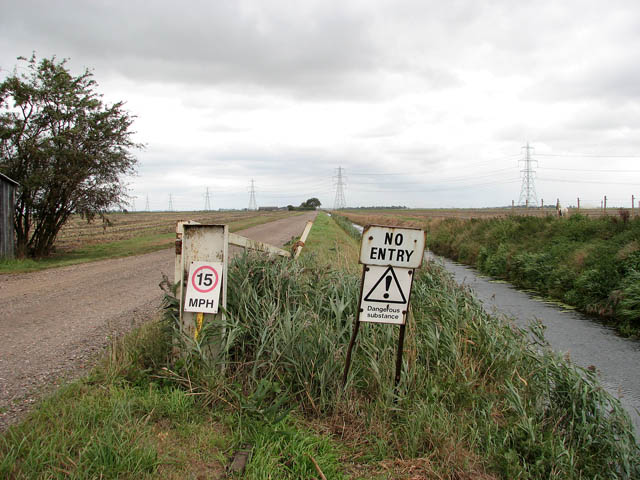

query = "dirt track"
[0,211,316,431]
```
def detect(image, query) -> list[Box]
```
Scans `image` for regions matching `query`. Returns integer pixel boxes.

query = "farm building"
[1,173,19,259]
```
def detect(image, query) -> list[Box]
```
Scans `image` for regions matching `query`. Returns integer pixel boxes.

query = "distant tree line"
[349,206,407,210]
[288,197,321,211]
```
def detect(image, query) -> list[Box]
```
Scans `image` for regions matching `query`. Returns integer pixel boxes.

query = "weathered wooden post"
[0,174,19,259]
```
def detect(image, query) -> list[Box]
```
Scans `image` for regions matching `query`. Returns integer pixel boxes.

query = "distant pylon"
[168,194,174,212]
[518,142,538,207]
[333,166,347,209]
[145,194,150,212]
[204,187,212,211]
[131,196,137,212]
[248,179,258,210]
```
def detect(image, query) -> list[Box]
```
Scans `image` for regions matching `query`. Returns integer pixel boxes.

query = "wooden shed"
[1,173,19,259]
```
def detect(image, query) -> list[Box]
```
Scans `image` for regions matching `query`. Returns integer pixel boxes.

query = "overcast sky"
[1,0,639,210]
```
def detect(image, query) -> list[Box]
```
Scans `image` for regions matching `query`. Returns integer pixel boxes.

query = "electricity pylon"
[248,179,258,210]
[518,142,538,207]
[204,187,212,211]
[333,166,347,209]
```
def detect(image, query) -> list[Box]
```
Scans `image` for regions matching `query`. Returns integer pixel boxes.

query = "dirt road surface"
[0,211,316,431]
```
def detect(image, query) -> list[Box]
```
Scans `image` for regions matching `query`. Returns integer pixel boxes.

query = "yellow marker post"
[195,312,204,341]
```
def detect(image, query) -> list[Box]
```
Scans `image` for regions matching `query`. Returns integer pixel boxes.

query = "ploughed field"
[54,210,295,252]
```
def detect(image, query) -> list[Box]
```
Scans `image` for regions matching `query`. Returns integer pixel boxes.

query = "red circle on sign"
[191,265,219,293]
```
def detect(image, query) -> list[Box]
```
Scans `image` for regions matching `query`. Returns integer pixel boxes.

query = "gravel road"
[0,211,316,431]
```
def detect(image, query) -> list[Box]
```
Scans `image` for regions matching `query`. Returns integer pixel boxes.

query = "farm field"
[1,210,300,273]
[339,206,635,225]
[1,212,638,479]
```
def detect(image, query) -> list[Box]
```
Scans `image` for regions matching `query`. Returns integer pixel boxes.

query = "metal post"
[394,324,406,387]
[342,319,361,387]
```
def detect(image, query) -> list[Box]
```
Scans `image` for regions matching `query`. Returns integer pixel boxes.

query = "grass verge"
[2,213,639,478]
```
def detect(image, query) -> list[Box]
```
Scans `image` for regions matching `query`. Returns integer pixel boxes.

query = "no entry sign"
[343,224,426,389]
[184,261,224,313]
[360,225,425,269]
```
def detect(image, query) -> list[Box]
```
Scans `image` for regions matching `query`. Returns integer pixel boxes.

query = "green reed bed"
[164,248,640,479]
[427,214,640,336]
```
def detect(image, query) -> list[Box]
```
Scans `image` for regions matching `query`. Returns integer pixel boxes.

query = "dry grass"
[56,210,295,252]
[337,207,632,226]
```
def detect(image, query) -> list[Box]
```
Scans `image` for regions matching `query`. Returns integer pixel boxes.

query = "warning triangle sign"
[364,266,407,304]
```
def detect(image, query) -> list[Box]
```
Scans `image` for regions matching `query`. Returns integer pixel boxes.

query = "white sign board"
[359,265,414,325]
[184,261,224,313]
[360,225,425,269]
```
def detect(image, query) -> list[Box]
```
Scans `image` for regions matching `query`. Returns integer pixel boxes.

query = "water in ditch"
[351,222,640,433]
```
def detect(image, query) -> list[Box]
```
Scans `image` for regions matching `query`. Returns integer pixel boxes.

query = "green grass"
[0,232,175,274]
[300,211,360,271]
[2,213,639,479]
[0,213,299,274]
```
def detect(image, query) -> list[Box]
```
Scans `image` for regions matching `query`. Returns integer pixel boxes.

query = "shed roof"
[0,173,19,186]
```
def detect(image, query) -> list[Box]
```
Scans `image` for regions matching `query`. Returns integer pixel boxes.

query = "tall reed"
[163,251,640,478]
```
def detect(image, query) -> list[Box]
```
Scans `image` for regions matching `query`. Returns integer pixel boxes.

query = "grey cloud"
[0,0,467,99]
[0,0,384,98]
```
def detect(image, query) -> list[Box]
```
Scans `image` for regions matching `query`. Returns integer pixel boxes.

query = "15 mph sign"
[184,261,223,313]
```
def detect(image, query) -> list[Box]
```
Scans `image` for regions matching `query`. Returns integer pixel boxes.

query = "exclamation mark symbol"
[384,275,392,299]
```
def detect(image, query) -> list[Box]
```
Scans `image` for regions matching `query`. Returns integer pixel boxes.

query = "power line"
[168,193,173,212]
[333,166,347,209]
[538,166,640,173]
[248,179,257,211]
[518,142,538,207]
[348,167,515,186]
[537,178,640,186]
[536,153,640,158]
[349,178,520,193]
[145,194,150,212]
